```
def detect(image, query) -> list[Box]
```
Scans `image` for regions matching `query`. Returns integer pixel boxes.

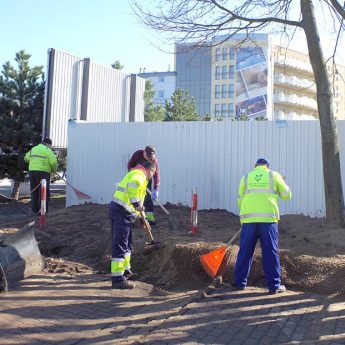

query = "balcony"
[274,110,317,120]
[275,56,313,75]
[274,74,316,93]
[274,92,318,110]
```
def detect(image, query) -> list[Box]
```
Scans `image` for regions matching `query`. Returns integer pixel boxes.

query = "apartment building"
[138,70,177,106]
[175,34,345,120]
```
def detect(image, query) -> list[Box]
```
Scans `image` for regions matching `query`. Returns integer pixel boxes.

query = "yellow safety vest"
[237,166,292,224]
[113,169,148,218]
[24,144,57,173]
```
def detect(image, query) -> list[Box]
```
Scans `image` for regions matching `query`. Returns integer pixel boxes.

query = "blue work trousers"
[108,201,133,282]
[144,178,154,214]
[234,222,281,291]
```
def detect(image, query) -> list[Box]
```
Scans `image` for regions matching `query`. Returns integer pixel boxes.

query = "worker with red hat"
[109,160,156,290]
[233,158,292,295]
[127,145,160,226]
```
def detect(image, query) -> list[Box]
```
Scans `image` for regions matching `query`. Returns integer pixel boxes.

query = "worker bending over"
[109,160,156,290]
[128,145,159,226]
[233,158,292,295]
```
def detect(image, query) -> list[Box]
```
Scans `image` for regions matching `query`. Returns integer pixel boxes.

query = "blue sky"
[0,0,175,74]
[0,0,343,74]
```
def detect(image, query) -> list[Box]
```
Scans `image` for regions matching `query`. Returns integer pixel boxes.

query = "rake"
[200,228,242,278]
[55,174,92,200]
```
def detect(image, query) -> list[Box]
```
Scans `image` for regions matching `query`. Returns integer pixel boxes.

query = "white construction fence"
[66,120,345,217]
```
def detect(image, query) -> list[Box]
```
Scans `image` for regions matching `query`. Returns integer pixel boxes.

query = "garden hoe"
[139,210,167,254]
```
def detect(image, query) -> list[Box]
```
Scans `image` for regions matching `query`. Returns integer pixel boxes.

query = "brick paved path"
[1,274,345,344]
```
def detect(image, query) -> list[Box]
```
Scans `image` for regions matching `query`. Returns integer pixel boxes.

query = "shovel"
[199,228,242,278]
[139,210,166,253]
[146,188,178,232]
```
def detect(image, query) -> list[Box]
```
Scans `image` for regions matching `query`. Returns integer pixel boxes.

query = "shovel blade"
[0,221,45,290]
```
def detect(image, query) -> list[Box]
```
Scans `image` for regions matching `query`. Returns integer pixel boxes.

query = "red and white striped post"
[40,179,46,227]
[191,188,198,235]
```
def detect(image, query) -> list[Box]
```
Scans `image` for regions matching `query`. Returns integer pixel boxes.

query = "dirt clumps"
[1,196,345,296]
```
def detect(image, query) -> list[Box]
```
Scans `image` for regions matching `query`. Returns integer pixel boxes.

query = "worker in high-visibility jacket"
[233,158,292,295]
[109,160,156,290]
[24,138,57,215]
[128,145,159,226]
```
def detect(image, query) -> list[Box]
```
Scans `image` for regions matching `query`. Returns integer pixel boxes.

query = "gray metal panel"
[175,44,212,117]
[67,120,334,218]
[45,50,145,148]
[47,50,83,148]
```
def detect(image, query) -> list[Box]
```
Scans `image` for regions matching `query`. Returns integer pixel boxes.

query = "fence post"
[40,179,46,227]
[191,188,198,235]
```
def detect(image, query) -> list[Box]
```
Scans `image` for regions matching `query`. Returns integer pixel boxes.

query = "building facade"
[175,34,345,121]
[138,70,177,106]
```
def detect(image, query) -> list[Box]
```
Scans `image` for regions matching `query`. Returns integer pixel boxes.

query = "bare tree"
[131,0,345,228]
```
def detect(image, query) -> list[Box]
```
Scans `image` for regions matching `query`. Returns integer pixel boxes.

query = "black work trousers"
[29,171,51,214]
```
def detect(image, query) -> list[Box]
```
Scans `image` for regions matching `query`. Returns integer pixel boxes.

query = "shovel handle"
[146,188,171,216]
[225,228,242,250]
[139,210,154,242]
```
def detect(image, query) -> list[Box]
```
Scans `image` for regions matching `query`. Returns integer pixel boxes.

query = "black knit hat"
[43,138,52,145]
[144,145,156,157]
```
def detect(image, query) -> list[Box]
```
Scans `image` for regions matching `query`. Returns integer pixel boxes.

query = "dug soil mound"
[2,196,345,295]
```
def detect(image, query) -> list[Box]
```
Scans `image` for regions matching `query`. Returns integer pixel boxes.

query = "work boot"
[112,280,136,290]
[269,284,286,295]
[124,270,138,280]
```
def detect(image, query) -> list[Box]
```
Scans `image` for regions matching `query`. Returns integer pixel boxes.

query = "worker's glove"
[152,189,159,201]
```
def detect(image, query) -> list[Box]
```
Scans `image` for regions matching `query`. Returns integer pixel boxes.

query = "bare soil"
[1,194,345,296]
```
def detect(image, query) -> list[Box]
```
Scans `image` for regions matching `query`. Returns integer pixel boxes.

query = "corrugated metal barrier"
[66,120,345,217]
[43,49,145,148]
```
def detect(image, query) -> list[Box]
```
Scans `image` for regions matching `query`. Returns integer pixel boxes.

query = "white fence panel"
[66,120,342,217]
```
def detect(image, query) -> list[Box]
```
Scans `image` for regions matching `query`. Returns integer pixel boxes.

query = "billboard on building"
[235,47,269,119]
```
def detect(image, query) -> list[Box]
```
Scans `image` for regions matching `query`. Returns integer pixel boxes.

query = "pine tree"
[165,88,199,121]
[0,51,45,199]
[144,80,165,122]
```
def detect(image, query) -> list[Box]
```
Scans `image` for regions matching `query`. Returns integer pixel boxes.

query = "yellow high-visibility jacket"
[24,144,57,173]
[113,168,148,218]
[237,166,292,224]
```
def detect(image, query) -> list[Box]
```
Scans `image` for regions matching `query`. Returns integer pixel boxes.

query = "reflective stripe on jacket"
[237,166,292,224]
[24,143,57,173]
[113,169,148,219]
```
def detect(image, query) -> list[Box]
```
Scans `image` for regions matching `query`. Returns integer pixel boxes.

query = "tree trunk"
[301,0,345,228]
[10,179,20,201]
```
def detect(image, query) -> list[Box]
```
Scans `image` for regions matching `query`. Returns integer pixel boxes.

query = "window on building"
[222,66,228,79]
[159,77,165,82]
[215,104,221,117]
[215,66,221,80]
[215,85,221,99]
[229,48,235,60]
[222,47,228,60]
[229,84,235,98]
[228,103,235,117]
[222,84,227,98]
[215,48,221,61]
[221,103,227,117]
[229,65,235,79]
[158,90,164,98]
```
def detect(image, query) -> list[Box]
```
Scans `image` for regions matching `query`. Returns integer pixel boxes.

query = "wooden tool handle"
[225,228,242,249]
[139,210,154,242]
